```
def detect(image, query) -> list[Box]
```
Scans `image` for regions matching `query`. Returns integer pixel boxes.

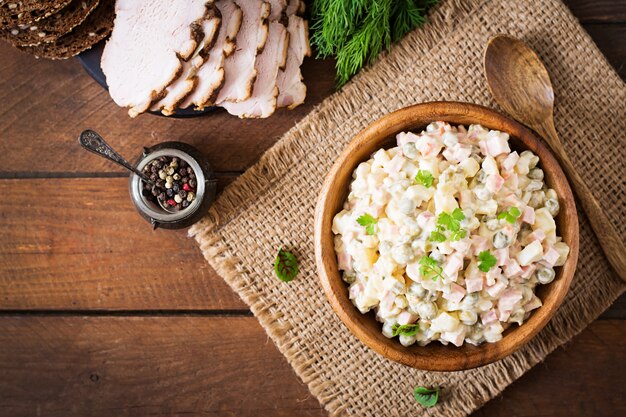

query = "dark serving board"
[77,41,215,118]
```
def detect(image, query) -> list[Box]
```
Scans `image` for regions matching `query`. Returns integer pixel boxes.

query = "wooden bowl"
[314,101,579,371]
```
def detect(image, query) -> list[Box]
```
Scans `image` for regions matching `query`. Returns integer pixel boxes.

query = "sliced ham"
[151,8,221,115]
[180,0,243,110]
[215,1,270,104]
[101,0,214,117]
[220,13,288,117]
[275,13,309,109]
[285,0,305,15]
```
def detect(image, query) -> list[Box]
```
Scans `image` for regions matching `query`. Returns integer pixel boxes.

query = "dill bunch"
[311,0,438,87]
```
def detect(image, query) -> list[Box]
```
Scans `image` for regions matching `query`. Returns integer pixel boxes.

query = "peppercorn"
[165,182,172,189]
[178,190,187,199]
[167,199,176,206]
[187,191,195,202]
[158,170,167,180]
[182,200,190,208]
[172,183,180,193]
[174,195,183,203]
[189,178,196,188]
[156,179,165,188]
[182,177,188,184]
[150,165,158,174]
[166,188,174,198]
[149,173,157,182]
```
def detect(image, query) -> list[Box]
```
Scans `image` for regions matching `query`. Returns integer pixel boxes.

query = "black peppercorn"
[182,200,190,208]
[189,178,196,188]
[150,173,157,182]
[172,183,180,193]
[166,188,174,198]
[178,190,187,199]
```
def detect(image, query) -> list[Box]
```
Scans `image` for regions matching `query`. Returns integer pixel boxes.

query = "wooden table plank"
[0,41,336,175]
[567,0,626,22]
[0,178,246,310]
[0,317,623,417]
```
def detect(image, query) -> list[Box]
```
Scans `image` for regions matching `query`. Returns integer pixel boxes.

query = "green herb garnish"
[274,248,299,282]
[497,206,522,224]
[392,323,420,337]
[311,0,438,87]
[413,386,440,408]
[477,250,497,272]
[418,256,444,280]
[429,208,466,242]
[357,213,378,235]
[415,169,434,188]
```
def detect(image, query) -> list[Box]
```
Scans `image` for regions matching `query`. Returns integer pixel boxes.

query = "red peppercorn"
[183,183,191,192]
[167,199,176,206]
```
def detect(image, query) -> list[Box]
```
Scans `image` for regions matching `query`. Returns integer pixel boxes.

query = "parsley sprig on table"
[311,0,438,87]
[429,208,467,242]
[274,248,299,282]
[413,386,440,408]
[498,206,521,224]
[477,250,497,272]
[418,256,444,280]
[357,213,378,235]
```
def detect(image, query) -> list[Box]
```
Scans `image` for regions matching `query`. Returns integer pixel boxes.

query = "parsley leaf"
[430,209,467,242]
[477,250,497,272]
[449,229,467,241]
[414,386,440,408]
[392,323,420,337]
[357,213,378,235]
[274,248,299,282]
[497,206,522,224]
[428,226,447,242]
[415,170,434,188]
[452,208,465,221]
[418,256,444,280]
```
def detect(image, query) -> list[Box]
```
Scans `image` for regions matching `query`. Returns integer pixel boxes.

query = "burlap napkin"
[190,0,626,415]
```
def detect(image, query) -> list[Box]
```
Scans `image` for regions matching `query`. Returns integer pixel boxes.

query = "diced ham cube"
[478,140,489,156]
[486,266,502,286]
[471,235,490,255]
[337,252,352,270]
[498,288,523,311]
[443,143,472,163]
[465,276,484,293]
[523,229,546,245]
[397,310,418,325]
[501,151,519,171]
[443,282,466,303]
[485,133,511,157]
[494,248,509,266]
[524,295,543,312]
[543,246,560,267]
[450,239,471,254]
[520,264,537,279]
[416,211,435,229]
[486,281,506,297]
[522,206,535,224]
[416,135,443,158]
[485,174,505,193]
[443,254,464,279]
[498,307,511,322]
[481,309,499,325]
[504,259,522,277]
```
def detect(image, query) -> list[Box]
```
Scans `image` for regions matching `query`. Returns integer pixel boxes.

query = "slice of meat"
[285,0,304,16]
[214,1,270,104]
[180,0,242,110]
[276,13,310,109]
[1,0,99,46]
[151,7,221,116]
[220,19,287,118]
[268,0,286,20]
[101,0,214,118]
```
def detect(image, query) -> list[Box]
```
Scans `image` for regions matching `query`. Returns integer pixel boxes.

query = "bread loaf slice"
[0,0,72,26]
[1,0,99,46]
[214,0,270,104]
[101,0,215,118]
[17,0,113,59]
[179,0,243,110]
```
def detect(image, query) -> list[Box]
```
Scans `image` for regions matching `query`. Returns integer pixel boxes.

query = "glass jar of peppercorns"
[129,141,217,229]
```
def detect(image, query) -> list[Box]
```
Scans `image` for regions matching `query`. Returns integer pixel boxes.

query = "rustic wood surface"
[0,0,624,416]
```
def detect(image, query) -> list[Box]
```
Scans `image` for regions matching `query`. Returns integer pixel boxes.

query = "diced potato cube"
[430,312,460,333]
[517,240,544,266]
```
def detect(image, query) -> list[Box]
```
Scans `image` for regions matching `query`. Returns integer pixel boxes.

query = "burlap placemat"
[190,0,626,415]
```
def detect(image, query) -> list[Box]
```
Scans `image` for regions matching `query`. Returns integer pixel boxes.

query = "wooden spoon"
[484,35,626,282]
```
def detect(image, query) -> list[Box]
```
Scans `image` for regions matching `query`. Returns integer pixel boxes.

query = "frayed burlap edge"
[189,0,626,415]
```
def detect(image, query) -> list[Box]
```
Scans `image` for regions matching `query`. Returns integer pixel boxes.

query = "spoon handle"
[79,130,154,185]
[538,120,626,282]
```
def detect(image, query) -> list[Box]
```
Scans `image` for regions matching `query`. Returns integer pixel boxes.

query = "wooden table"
[0,1,624,416]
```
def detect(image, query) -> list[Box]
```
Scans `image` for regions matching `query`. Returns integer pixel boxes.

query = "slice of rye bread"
[1,0,100,46]
[17,0,113,59]
[0,0,72,26]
